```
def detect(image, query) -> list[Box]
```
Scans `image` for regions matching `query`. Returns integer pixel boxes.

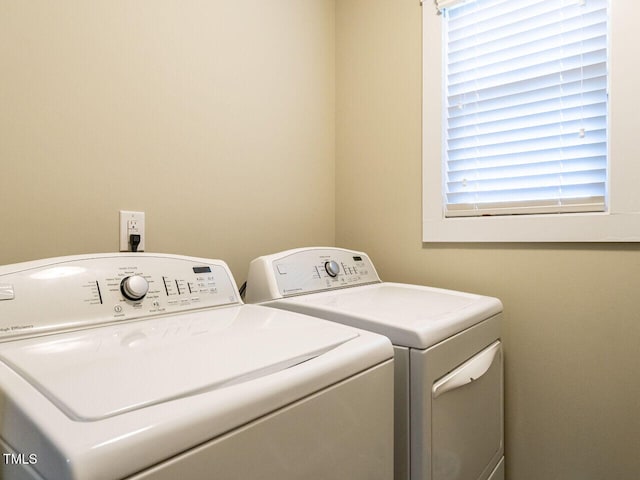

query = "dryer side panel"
[394,346,411,480]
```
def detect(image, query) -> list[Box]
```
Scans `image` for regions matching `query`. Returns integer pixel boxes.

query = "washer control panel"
[0,253,240,340]
[249,248,381,299]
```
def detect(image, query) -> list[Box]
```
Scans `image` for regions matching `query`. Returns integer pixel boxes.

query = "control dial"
[324,260,340,278]
[120,275,149,301]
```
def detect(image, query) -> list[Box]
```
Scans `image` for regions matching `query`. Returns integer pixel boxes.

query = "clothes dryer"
[245,247,504,480]
[0,253,394,480]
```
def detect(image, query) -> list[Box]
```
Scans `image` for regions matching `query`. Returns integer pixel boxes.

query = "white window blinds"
[441,0,609,217]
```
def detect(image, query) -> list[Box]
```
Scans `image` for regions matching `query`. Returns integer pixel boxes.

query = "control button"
[324,260,340,278]
[120,275,149,301]
[0,284,15,301]
[114,305,123,313]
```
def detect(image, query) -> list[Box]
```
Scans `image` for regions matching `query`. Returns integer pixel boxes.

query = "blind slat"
[448,157,606,181]
[448,103,607,142]
[449,64,606,104]
[449,9,607,60]
[445,197,605,217]
[448,52,607,95]
[448,81,607,124]
[447,144,607,170]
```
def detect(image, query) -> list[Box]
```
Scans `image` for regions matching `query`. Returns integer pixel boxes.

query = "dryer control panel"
[245,247,382,303]
[0,253,240,340]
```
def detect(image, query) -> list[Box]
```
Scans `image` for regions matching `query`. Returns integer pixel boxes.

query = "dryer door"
[431,341,503,480]
[410,316,503,480]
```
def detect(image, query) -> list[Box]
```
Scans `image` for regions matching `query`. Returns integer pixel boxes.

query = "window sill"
[422,211,640,242]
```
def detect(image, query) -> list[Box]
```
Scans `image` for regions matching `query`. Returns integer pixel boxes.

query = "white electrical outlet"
[119,211,146,252]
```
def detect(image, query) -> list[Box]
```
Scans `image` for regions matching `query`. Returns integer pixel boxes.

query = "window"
[443,0,608,218]
[423,0,640,242]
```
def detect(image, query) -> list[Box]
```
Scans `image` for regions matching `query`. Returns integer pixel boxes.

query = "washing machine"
[0,252,394,480]
[245,247,504,480]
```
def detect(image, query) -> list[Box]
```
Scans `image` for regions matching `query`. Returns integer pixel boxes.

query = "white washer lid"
[0,304,358,421]
[271,282,503,349]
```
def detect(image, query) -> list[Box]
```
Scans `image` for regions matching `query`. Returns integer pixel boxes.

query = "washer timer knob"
[324,260,340,278]
[120,275,149,301]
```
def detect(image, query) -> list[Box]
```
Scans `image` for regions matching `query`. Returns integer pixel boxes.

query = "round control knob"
[120,275,149,301]
[324,260,340,278]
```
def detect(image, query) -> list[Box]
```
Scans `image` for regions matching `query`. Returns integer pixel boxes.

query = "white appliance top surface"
[0,252,393,480]
[0,303,391,480]
[270,282,503,349]
[0,304,358,421]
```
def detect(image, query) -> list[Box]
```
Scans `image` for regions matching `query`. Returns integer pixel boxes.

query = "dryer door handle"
[432,341,501,399]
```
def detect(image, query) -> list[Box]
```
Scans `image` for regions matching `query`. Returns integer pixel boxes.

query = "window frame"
[422,0,640,242]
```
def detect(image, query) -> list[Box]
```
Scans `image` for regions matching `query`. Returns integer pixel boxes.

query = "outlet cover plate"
[119,211,145,252]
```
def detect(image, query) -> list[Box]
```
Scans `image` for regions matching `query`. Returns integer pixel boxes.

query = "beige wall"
[336,1,640,479]
[0,0,335,282]
[3,1,640,478]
